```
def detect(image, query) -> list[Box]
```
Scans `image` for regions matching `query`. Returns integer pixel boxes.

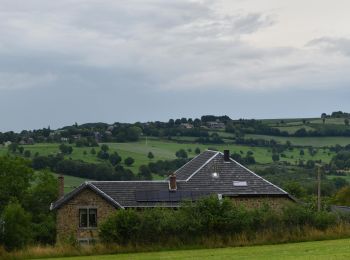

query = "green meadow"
[245,134,350,147]
[0,139,336,169]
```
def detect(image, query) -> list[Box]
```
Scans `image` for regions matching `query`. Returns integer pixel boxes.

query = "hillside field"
[0,139,336,170]
[39,238,350,260]
[245,134,350,147]
[0,136,342,194]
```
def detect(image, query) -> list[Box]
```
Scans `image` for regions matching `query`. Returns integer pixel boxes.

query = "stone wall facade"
[56,187,116,243]
[229,196,292,210]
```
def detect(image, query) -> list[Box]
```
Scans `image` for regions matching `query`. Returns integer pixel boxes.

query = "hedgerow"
[99,196,341,245]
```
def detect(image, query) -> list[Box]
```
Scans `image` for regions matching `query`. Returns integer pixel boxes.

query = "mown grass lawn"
[37,238,350,260]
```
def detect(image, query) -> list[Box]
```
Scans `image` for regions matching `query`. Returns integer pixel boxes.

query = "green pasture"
[38,238,350,260]
[245,134,350,147]
[0,138,337,193]
[310,118,349,125]
[273,125,315,134]
[0,139,336,172]
[261,118,317,125]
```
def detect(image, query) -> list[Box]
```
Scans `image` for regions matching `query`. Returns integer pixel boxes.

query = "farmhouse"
[51,150,294,244]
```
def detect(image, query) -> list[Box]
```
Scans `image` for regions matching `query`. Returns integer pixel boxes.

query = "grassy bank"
[39,238,350,260]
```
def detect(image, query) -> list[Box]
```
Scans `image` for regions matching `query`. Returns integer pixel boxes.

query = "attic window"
[212,172,219,179]
[233,181,247,187]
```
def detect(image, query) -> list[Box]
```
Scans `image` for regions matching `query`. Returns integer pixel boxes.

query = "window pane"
[89,209,97,227]
[79,209,88,227]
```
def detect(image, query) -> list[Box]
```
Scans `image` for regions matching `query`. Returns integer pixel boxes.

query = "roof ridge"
[50,182,125,210]
[174,152,203,176]
[185,151,220,181]
[89,180,169,183]
[88,183,125,209]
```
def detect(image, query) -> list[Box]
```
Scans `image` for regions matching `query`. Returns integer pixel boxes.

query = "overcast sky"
[1,0,350,132]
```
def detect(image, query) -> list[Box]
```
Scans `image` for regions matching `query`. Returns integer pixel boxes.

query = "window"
[89,209,97,227]
[79,208,97,228]
[233,181,248,187]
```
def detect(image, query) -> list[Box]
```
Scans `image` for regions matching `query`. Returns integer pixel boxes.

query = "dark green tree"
[138,165,152,180]
[175,149,188,159]
[18,146,24,154]
[124,157,135,166]
[0,157,33,211]
[24,150,31,158]
[23,171,58,244]
[7,143,18,153]
[101,144,109,152]
[109,152,122,166]
[272,153,280,162]
[97,150,109,160]
[1,200,32,250]
[59,143,73,154]
[148,152,154,160]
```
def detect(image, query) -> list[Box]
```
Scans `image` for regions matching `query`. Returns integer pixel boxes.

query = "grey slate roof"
[51,150,291,210]
[175,150,219,180]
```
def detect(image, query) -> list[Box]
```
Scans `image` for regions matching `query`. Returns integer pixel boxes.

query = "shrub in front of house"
[99,196,342,246]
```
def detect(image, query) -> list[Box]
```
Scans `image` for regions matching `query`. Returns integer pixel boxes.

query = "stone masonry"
[56,187,116,243]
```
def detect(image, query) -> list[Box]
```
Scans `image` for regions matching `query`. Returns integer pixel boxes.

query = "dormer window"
[233,181,247,187]
[212,172,219,179]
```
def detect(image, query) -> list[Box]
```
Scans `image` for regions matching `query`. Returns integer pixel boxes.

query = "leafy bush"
[99,210,141,244]
[99,197,344,246]
[124,157,135,166]
[1,200,32,250]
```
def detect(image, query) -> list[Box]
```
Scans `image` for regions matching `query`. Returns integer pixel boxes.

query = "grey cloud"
[232,13,275,34]
[0,1,349,131]
[307,37,350,56]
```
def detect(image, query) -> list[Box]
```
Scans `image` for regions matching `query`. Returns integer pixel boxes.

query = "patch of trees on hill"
[2,112,350,146]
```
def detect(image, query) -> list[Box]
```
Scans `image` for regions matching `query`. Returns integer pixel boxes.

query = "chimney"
[58,175,64,198]
[224,150,230,162]
[169,173,177,191]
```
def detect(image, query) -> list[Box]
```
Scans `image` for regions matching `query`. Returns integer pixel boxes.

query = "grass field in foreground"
[38,238,350,260]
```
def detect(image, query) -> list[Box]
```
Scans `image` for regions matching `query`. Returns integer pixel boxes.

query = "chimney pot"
[58,175,64,198]
[224,150,230,162]
[169,173,177,191]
